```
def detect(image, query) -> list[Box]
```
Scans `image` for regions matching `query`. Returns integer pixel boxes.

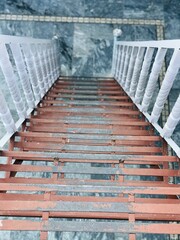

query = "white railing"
[112,29,180,157]
[0,35,60,147]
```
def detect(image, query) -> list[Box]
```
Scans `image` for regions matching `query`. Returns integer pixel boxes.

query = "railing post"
[21,43,41,101]
[118,45,127,83]
[0,43,26,118]
[0,90,16,133]
[162,94,180,138]
[46,44,53,85]
[10,42,35,109]
[114,45,122,80]
[129,47,145,97]
[134,47,154,104]
[50,44,57,81]
[151,50,180,123]
[46,44,54,85]
[121,46,132,87]
[124,47,138,92]
[52,40,59,79]
[141,48,167,112]
[30,43,46,96]
[112,29,122,77]
[38,43,50,92]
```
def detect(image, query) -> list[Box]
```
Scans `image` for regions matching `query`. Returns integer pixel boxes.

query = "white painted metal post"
[39,43,50,92]
[151,50,180,123]
[141,48,167,112]
[112,35,117,77]
[0,90,16,133]
[50,45,57,81]
[46,44,54,85]
[162,94,180,137]
[0,43,26,118]
[134,47,154,104]
[21,43,41,101]
[112,29,122,77]
[52,41,59,79]
[46,44,53,88]
[124,47,138,92]
[43,44,51,88]
[121,46,132,87]
[30,43,46,96]
[118,45,126,83]
[10,42,35,109]
[114,45,121,80]
[129,47,145,97]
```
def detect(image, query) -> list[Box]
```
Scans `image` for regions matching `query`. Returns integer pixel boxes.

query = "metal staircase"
[0,76,179,239]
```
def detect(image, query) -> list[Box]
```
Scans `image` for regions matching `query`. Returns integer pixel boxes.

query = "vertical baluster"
[41,44,51,91]
[30,43,46,96]
[46,44,52,85]
[121,46,132,87]
[10,42,35,109]
[119,46,127,85]
[37,43,49,93]
[0,43,26,118]
[162,94,180,137]
[134,47,154,104]
[47,44,54,85]
[118,45,127,83]
[51,44,57,81]
[55,40,61,78]
[114,45,121,80]
[141,48,167,112]
[124,47,138,92]
[46,44,53,88]
[0,90,16,133]
[112,29,122,77]
[112,42,118,77]
[21,43,41,101]
[53,43,59,80]
[129,47,145,97]
[48,45,54,81]
[52,41,59,79]
[151,50,180,123]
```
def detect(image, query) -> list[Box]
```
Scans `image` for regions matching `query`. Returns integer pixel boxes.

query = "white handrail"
[112,30,180,157]
[0,35,60,148]
[117,40,180,50]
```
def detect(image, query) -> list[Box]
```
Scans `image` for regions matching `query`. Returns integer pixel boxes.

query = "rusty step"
[0,77,179,239]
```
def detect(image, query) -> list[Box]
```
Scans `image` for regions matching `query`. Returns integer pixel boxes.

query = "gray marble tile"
[4,0,39,15]
[0,1,4,13]
[32,22,60,39]
[164,15,180,39]
[164,0,180,16]
[72,23,114,77]
[0,20,34,36]
[124,0,164,19]
[84,0,123,18]
[134,25,157,40]
[4,0,85,16]
[115,24,156,41]
[32,0,85,16]
[51,231,116,240]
